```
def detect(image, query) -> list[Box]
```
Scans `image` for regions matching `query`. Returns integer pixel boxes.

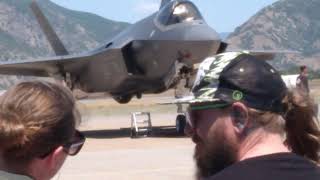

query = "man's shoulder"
[209,153,320,180]
[0,171,33,180]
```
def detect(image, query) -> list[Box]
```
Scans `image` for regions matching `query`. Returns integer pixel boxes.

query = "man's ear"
[230,102,249,135]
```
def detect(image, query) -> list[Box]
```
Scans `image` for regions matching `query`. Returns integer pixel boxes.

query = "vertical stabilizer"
[30,0,69,56]
[160,0,171,9]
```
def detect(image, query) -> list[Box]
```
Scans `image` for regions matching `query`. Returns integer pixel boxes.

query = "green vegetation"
[0,0,130,50]
[0,0,33,16]
[42,0,130,43]
[227,0,320,72]
[0,31,35,55]
[0,0,130,88]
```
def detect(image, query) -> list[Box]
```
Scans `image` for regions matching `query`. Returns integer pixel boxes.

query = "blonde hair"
[0,81,80,164]
[248,89,320,163]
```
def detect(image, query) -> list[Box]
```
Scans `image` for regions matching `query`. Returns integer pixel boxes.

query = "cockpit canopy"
[157,1,204,26]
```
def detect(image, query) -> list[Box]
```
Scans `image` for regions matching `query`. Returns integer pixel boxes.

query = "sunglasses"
[40,130,86,158]
[186,102,230,129]
[62,130,86,156]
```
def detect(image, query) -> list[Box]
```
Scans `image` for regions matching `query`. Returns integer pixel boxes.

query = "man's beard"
[193,129,238,179]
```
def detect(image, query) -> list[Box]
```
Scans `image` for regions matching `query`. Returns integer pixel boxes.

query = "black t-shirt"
[210,153,320,180]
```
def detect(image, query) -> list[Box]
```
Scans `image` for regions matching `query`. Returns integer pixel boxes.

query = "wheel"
[130,128,137,138]
[136,93,142,99]
[113,95,133,104]
[176,114,186,135]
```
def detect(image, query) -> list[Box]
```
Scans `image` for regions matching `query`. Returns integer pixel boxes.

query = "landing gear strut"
[65,72,74,90]
[176,114,186,135]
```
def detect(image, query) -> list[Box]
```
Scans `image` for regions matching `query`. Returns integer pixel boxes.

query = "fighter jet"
[0,0,297,104]
[0,0,227,103]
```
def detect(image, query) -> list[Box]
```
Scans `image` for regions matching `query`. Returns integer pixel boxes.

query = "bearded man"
[183,52,320,180]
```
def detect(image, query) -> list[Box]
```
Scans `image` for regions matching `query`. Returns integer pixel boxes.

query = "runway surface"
[53,112,196,180]
[51,80,320,180]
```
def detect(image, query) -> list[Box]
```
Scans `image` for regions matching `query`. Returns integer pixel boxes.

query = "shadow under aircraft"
[0,0,293,104]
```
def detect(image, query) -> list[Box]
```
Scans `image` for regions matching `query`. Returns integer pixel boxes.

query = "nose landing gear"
[113,95,133,104]
[176,114,186,135]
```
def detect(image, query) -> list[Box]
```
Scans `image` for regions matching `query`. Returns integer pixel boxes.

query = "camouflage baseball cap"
[185,52,287,113]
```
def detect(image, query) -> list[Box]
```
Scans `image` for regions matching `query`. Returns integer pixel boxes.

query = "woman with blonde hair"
[0,81,85,180]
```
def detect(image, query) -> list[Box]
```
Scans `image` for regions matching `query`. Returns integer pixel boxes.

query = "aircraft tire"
[130,128,137,138]
[176,114,186,135]
[113,95,133,104]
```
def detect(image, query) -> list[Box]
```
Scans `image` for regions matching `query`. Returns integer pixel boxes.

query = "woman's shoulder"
[0,170,33,180]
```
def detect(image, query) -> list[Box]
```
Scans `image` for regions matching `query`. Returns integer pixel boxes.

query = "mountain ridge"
[0,0,130,88]
[227,0,320,71]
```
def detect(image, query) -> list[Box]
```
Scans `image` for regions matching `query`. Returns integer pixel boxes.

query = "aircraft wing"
[0,49,120,77]
[158,96,194,105]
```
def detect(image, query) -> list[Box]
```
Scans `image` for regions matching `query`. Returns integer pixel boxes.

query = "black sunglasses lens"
[64,130,85,156]
[67,142,84,155]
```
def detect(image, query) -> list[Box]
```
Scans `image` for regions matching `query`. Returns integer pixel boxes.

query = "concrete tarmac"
[53,112,196,180]
[50,80,320,180]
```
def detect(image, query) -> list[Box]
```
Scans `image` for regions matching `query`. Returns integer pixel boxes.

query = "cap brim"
[173,95,223,105]
[189,101,230,110]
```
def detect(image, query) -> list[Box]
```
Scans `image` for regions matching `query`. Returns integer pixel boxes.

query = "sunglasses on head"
[40,130,85,158]
[186,102,230,129]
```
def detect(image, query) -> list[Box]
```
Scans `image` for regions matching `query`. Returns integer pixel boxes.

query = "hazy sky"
[50,0,278,32]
